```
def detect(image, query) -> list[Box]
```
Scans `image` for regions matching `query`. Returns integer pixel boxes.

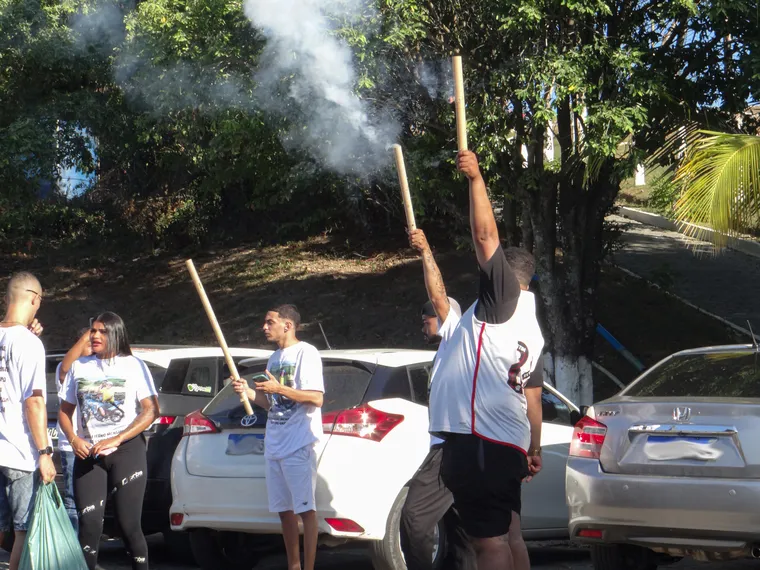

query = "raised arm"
[456,150,500,268]
[409,229,450,322]
[59,330,91,383]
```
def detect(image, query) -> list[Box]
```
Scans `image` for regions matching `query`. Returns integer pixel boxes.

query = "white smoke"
[243,0,400,177]
[415,60,453,101]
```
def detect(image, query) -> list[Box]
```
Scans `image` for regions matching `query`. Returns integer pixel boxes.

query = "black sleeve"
[524,353,544,389]
[474,245,521,324]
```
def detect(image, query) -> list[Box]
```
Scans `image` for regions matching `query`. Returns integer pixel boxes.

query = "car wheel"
[189,529,263,570]
[162,530,195,564]
[370,487,447,570]
[591,544,658,570]
[1,531,14,553]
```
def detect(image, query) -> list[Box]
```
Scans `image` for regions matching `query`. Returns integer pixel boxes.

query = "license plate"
[226,434,265,456]
[648,435,713,444]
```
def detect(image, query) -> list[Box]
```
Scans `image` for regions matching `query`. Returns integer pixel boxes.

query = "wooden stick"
[452,55,468,151]
[185,259,255,417]
[392,144,417,232]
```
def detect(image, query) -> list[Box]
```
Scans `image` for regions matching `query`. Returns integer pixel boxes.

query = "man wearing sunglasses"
[0,272,56,570]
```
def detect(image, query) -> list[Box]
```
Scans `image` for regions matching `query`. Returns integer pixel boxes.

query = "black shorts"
[440,433,528,539]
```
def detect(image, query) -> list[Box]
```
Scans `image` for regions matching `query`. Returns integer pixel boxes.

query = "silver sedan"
[566,344,760,570]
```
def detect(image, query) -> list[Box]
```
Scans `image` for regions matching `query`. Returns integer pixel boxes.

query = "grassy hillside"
[2,236,742,401]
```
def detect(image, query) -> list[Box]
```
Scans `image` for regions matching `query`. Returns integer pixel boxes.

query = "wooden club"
[392,144,417,232]
[185,259,255,417]
[452,55,468,151]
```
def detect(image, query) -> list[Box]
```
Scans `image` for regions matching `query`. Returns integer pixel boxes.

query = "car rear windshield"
[624,351,760,398]
[202,360,374,429]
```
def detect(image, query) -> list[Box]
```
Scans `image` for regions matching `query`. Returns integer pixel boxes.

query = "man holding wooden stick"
[233,304,324,570]
[428,151,545,570]
[400,228,475,570]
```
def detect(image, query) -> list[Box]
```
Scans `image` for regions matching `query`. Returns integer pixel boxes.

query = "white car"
[169,349,580,570]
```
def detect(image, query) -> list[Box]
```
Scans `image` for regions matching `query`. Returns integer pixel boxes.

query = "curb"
[616,206,760,260]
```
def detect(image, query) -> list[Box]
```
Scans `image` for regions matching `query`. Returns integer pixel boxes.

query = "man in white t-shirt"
[428,151,545,570]
[233,304,324,570]
[0,272,56,570]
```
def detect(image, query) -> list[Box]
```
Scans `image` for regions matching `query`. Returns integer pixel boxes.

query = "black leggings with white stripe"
[74,435,149,570]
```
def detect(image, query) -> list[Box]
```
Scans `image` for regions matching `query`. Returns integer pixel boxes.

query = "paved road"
[612,214,760,331]
[0,538,592,569]
[4,536,760,569]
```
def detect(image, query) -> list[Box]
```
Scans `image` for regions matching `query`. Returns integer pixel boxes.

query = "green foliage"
[0,0,757,285]
[674,132,760,247]
[648,170,681,218]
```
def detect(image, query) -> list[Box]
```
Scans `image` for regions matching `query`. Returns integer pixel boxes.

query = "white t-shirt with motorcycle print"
[63,354,157,445]
[263,342,324,461]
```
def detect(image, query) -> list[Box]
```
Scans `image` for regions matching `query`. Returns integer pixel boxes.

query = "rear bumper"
[567,457,760,556]
[169,473,377,540]
[169,438,403,541]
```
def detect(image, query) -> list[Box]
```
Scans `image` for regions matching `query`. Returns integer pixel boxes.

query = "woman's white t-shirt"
[63,354,157,445]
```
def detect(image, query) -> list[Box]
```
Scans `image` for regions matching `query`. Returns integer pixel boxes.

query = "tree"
[366,0,759,403]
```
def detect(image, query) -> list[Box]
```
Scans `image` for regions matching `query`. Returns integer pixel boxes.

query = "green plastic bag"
[19,482,88,570]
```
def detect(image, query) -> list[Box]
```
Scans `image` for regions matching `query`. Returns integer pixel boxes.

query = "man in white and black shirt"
[429,151,545,570]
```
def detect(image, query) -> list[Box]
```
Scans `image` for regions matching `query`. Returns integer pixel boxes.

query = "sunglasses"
[25,289,42,301]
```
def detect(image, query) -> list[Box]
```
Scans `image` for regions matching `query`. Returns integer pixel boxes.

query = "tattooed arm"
[409,229,451,322]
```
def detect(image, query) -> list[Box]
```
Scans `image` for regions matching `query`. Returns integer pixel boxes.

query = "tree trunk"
[501,194,520,246]
[543,353,593,405]
[520,212,534,251]
[518,105,619,405]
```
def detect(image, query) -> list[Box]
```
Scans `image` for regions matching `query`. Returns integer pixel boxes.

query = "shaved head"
[7,272,42,303]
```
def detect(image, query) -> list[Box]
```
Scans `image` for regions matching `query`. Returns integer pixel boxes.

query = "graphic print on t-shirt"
[76,377,127,440]
[267,363,297,426]
[507,341,530,394]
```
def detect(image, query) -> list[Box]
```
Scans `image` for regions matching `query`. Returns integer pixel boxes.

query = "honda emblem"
[673,407,691,422]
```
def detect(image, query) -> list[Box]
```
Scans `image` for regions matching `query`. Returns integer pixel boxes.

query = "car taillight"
[322,405,403,442]
[155,416,176,426]
[569,416,607,459]
[325,518,364,533]
[578,529,603,539]
[182,410,218,436]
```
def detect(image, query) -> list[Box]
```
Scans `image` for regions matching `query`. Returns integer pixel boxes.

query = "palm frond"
[674,132,760,248]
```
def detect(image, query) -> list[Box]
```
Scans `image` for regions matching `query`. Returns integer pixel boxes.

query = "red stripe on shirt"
[470,321,528,456]
[473,430,528,455]
[469,322,487,435]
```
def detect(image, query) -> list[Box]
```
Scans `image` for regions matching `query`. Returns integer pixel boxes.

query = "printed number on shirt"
[507,341,529,394]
